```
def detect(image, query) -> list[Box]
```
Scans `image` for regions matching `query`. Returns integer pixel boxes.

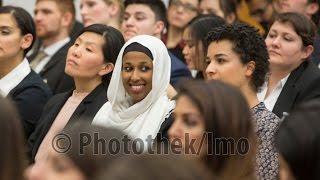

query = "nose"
[25,163,43,180]
[168,118,183,141]
[34,12,42,23]
[271,36,281,48]
[130,69,141,82]
[205,61,217,79]
[182,45,190,57]
[80,4,87,16]
[124,16,135,27]
[71,46,81,58]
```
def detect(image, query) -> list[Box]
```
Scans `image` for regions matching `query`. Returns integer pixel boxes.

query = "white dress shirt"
[34,37,70,73]
[0,58,31,97]
[257,74,290,111]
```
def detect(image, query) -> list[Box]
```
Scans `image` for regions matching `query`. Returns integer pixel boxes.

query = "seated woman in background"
[276,100,320,180]
[0,96,26,180]
[258,12,320,118]
[28,24,124,162]
[93,35,175,143]
[168,80,257,180]
[80,0,124,30]
[0,6,51,139]
[26,122,127,180]
[182,14,226,78]
[205,23,280,179]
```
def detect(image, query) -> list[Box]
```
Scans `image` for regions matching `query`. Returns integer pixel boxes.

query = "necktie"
[30,50,47,70]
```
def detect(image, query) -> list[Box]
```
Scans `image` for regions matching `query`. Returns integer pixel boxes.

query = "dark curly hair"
[205,22,269,92]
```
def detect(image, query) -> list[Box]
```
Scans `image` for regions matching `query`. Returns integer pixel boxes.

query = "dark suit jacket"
[169,52,192,88]
[28,41,75,94]
[28,83,108,161]
[8,71,52,139]
[273,61,320,118]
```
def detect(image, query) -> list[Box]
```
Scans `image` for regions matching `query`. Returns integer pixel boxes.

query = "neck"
[240,84,260,109]
[73,77,102,93]
[167,26,183,48]
[42,31,69,48]
[0,54,24,79]
[107,19,121,31]
[268,67,290,90]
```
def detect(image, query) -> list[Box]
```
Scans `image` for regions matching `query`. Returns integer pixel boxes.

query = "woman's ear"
[301,45,314,60]
[98,63,114,76]
[245,61,256,77]
[21,34,33,50]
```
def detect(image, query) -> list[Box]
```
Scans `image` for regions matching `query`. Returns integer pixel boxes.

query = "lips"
[268,50,281,56]
[129,84,145,94]
[66,58,78,66]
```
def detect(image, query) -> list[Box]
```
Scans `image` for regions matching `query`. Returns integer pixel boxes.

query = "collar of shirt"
[0,58,31,97]
[41,37,71,57]
[257,73,290,111]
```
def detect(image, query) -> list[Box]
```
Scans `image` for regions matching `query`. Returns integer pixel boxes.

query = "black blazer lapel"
[272,62,306,118]
[67,84,108,125]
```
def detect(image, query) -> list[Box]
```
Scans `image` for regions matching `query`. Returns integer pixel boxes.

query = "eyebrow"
[0,25,13,29]
[214,53,227,58]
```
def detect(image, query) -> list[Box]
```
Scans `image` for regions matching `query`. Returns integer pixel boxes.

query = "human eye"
[205,57,211,65]
[141,65,151,72]
[0,29,10,35]
[267,33,276,38]
[87,1,96,8]
[182,114,199,127]
[216,58,225,64]
[122,65,133,72]
[85,47,93,52]
[283,35,293,42]
[135,14,146,21]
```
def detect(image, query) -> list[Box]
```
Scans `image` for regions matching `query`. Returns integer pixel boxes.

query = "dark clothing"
[28,83,108,161]
[8,71,52,139]
[273,61,320,118]
[28,41,75,94]
[169,52,192,87]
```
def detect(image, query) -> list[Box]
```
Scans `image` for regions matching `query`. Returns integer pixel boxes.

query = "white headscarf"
[93,35,175,141]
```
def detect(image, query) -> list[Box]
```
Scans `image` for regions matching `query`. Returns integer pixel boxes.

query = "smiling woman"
[93,35,175,144]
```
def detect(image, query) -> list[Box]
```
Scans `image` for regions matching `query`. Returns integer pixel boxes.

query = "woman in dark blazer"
[0,6,52,139]
[28,24,125,162]
[258,12,320,118]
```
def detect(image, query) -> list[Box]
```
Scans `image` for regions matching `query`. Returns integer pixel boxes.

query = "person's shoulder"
[10,71,51,97]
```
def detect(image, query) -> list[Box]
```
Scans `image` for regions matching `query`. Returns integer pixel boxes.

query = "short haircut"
[0,6,36,56]
[205,23,269,92]
[272,12,316,47]
[124,0,167,27]
[36,0,75,26]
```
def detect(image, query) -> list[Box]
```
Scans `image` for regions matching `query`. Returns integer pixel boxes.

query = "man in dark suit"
[121,0,192,87]
[28,0,76,94]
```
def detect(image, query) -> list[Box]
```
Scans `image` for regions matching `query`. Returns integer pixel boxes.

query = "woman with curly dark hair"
[205,22,281,179]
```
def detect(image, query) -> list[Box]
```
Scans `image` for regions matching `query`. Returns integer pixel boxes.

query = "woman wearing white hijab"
[93,35,175,141]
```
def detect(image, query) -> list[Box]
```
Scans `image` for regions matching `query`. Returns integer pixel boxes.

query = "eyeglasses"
[170,0,198,13]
